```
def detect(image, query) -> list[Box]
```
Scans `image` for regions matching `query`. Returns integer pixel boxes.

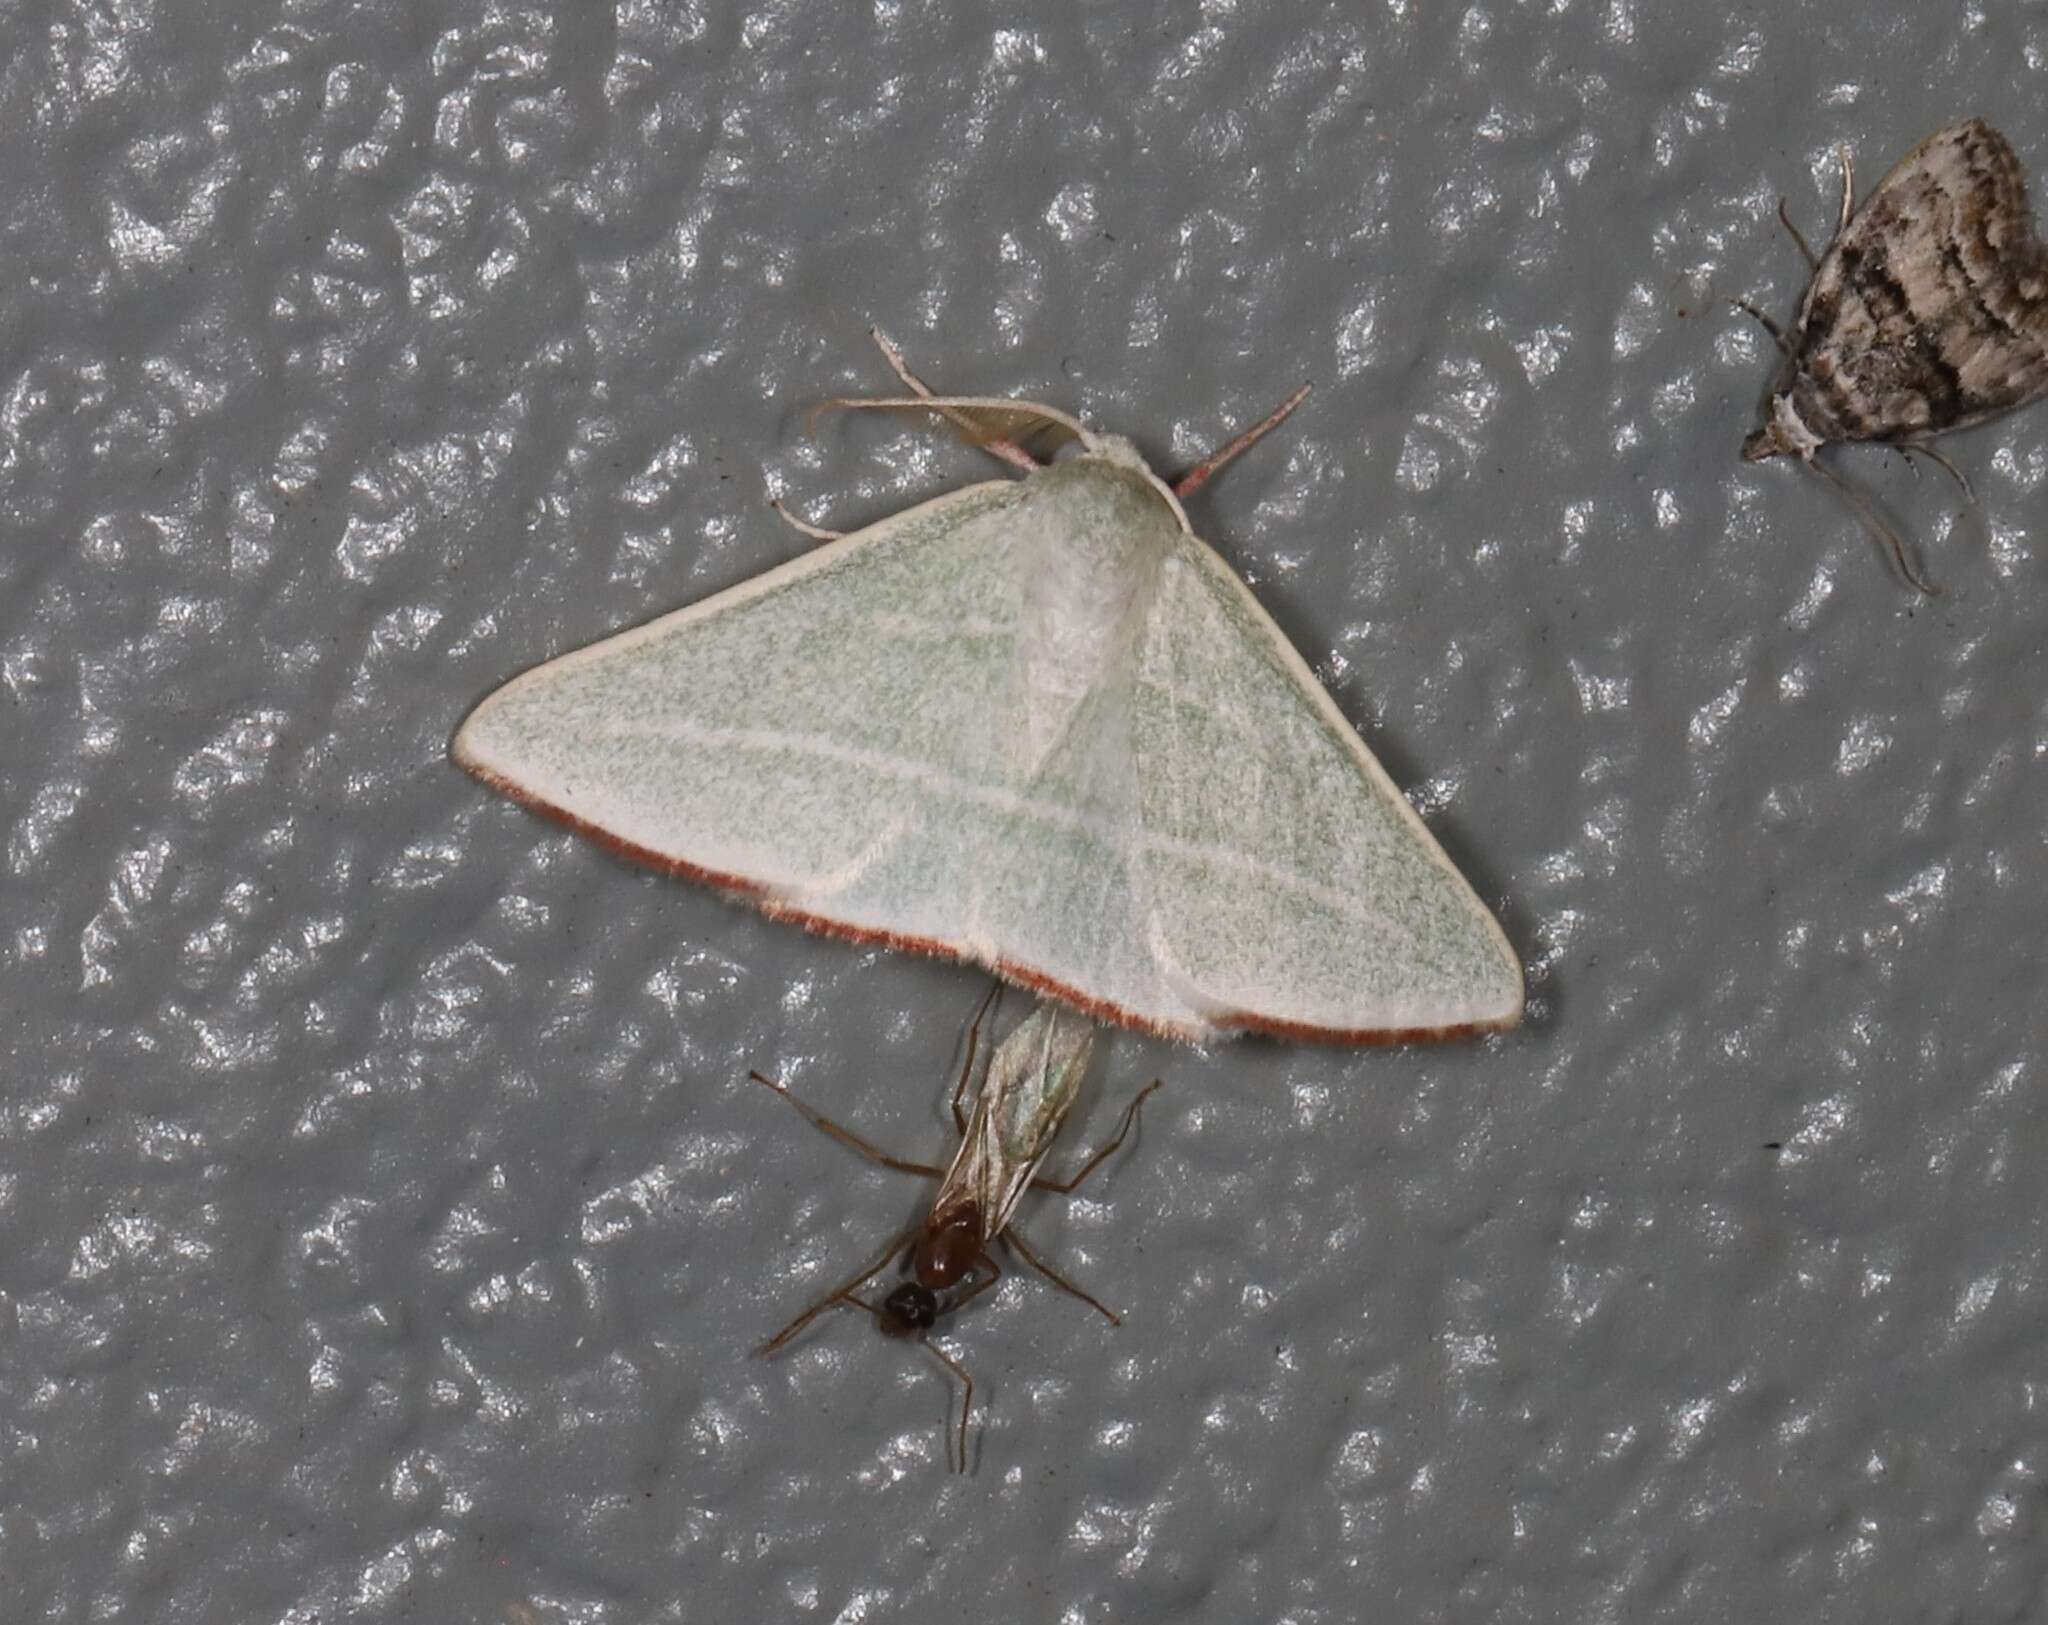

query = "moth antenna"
[1774,198,1819,272]
[1805,452,1942,596]
[768,497,845,543]
[1174,382,1313,499]
[1729,297,1794,358]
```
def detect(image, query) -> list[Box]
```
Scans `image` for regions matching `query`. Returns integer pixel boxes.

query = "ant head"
[878,1282,939,1335]
[913,1211,982,1290]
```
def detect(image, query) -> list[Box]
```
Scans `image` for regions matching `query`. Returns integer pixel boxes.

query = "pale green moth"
[751,991,1160,1472]
[453,337,1523,1044]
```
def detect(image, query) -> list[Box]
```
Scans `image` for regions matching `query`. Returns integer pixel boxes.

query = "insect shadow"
[752,987,1162,1472]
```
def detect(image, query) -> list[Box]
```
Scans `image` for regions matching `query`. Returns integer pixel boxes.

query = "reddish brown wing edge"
[455,754,1520,1049]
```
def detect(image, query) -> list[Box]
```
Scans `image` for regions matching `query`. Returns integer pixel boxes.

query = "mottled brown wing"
[1793,119,2048,442]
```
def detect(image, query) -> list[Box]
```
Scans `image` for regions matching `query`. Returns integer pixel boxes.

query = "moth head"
[1743,393,1824,462]
[1080,432,1151,475]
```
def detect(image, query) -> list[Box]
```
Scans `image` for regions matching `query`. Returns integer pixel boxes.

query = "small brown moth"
[752,992,1160,1472]
[1739,119,2048,592]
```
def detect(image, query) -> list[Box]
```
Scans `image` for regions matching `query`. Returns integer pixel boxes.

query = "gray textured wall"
[6,3,2047,1620]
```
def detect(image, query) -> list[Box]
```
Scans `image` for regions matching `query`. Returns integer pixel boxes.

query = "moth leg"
[1030,1079,1163,1194]
[1174,383,1313,499]
[1002,1227,1121,1325]
[1902,442,1977,503]
[864,328,1044,474]
[748,1070,947,1179]
[759,1224,922,1354]
[951,982,1003,1138]
[869,326,943,401]
[1836,144,1855,235]
[1805,454,1943,597]
[1775,198,1819,272]
[1729,297,1795,359]
[767,497,844,542]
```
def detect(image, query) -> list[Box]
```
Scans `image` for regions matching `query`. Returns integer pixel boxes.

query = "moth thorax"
[1083,433,1152,475]
[914,1212,983,1289]
[1012,465,1165,773]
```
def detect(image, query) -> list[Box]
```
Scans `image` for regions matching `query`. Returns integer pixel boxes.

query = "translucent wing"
[934,1003,1095,1241]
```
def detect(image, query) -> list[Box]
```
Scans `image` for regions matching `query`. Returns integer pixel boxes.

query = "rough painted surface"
[5,4,2047,1620]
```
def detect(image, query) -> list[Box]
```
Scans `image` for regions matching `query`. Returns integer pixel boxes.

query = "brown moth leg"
[1805,453,1941,597]
[1901,441,1976,503]
[867,328,1044,474]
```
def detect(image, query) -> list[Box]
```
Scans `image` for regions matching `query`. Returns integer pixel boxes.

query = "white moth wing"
[1127,516,1523,1039]
[454,477,1034,916]
[455,451,1521,1043]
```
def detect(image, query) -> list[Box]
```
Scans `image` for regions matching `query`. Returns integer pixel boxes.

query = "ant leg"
[759,1225,920,1354]
[914,1335,975,1473]
[748,1071,946,1179]
[1174,384,1312,499]
[1002,1228,1120,1325]
[1031,1079,1163,1194]
[833,1292,976,1473]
